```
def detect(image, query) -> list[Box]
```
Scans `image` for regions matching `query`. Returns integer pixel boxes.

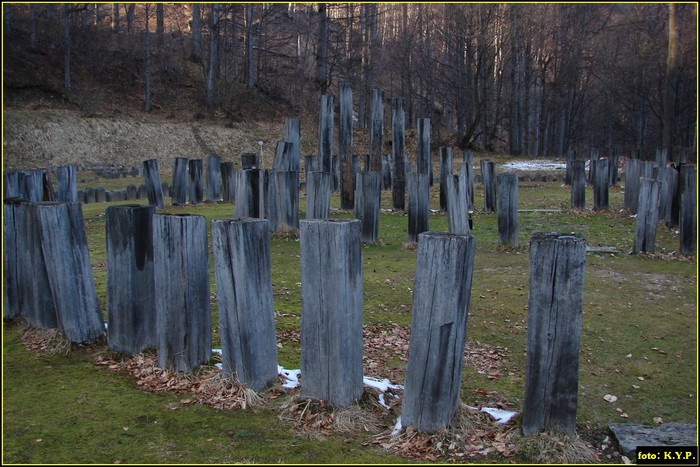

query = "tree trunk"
[106,204,156,354]
[212,218,279,391]
[191,4,202,61]
[461,151,475,212]
[206,4,221,109]
[316,3,329,92]
[246,4,254,91]
[153,214,211,372]
[300,219,364,407]
[63,5,71,90]
[402,231,476,433]
[144,5,152,112]
[369,88,384,172]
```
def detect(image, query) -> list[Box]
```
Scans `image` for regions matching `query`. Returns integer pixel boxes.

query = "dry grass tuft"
[516,431,600,464]
[21,326,72,355]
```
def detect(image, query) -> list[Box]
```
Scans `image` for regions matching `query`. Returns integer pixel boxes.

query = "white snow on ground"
[214,352,518,427]
[500,160,567,171]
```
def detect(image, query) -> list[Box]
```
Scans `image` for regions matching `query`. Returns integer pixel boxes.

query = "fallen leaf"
[632,384,641,389]
[620,413,629,418]
[604,394,618,403]
[637,376,645,381]
[653,417,663,424]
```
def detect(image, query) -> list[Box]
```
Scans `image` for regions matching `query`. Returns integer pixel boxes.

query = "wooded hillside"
[3,3,696,161]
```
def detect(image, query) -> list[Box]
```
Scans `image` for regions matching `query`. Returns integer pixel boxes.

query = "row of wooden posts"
[3,187,588,434]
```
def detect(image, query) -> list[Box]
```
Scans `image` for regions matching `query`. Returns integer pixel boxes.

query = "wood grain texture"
[300,219,363,407]
[306,171,331,220]
[212,218,279,391]
[354,171,381,243]
[633,178,660,253]
[402,231,476,432]
[523,232,586,435]
[497,172,519,246]
[408,173,430,243]
[142,159,164,208]
[171,157,188,205]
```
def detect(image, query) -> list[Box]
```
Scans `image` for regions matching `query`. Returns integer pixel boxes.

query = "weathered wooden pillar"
[284,117,301,173]
[272,141,293,172]
[319,94,334,175]
[392,97,406,211]
[408,172,430,243]
[142,159,164,208]
[171,157,189,205]
[126,184,137,200]
[20,170,45,201]
[355,171,381,243]
[481,160,496,212]
[655,166,674,221]
[369,87,384,172]
[4,172,21,198]
[339,81,355,210]
[587,149,600,185]
[381,154,392,190]
[55,165,78,202]
[306,172,332,220]
[212,218,279,391]
[268,170,299,233]
[633,177,661,254]
[624,158,641,212]
[300,219,364,407]
[565,148,575,185]
[187,159,203,205]
[153,214,211,372]
[206,154,223,201]
[235,169,263,219]
[609,153,620,186]
[462,151,475,212]
[593,158,609,210]
[221,161,235,202]
[439,147,453,212]
[416,118,432,185]
[241,152,259,169]
[402,231,476,432]
[497,172,519,247]
[570,159,586,209]
[679,164,696,256]
[106,204,156,354]
[15,202,58,328]
[95,187,107,203]
[446,174,469,235]
[523,233,587,435]
[3,198,22,319]
[37,202,104,343]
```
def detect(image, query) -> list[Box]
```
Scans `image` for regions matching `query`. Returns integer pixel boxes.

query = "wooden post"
[381,154,392,190]
[523,233,586,435]
[268,170,299,233]
[655,166,674,221]
[221,161,235,202]
[624,158,641,212]
[96,187,107,203]
[593,158,609,210]
[212,218,279,391]
[565,148,575,186]
[339,80,354,210]
[633,178,661,254]
[587,149,600,184]
[417,118,431,185]
[187,159,203,205]
[272,141,293,172]
[570,159,586,209]
[4,172,21,198]
[172,157,189,205]
[462,151,475,212]
[153,214,211,372]
[3,198,22,319]
[142,159,164,208]
[306,172,332,220]
[106,204,156,354]
[609,153,620,186]
[284,117,301,173]
[241,152,259,169]
[446,174,469,235]
[679,164,696,256]
[392,97,406,211]
[300,219,364,407]
[439,147,452,212]
[408,172,430,243]
[481,160,496,212]
[235,169,263,219]
[15,202,58,328]
[319,94,334,175]
[38,202,104,343]
[354,171,381,243]
[126,184,137,200]
[20,170,45,201]
[369,87,384,172]
[55,165,78,202]
[402,231,476,432]
[497,172,519,247]
[206,154,223,201]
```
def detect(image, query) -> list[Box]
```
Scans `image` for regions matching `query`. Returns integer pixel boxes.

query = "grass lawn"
[3,168,697,464]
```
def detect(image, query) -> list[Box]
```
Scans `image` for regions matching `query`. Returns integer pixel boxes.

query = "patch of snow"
[392,416,403,436]
[500,160,567,172]
[211,348,222,355]
[465,404,518,424]
[363,376,404,393]
[278,365,301,389]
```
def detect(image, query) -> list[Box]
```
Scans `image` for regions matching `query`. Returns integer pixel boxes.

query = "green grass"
[3,171,697,464]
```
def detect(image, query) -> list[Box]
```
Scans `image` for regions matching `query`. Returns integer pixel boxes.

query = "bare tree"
[191,3,201,62]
